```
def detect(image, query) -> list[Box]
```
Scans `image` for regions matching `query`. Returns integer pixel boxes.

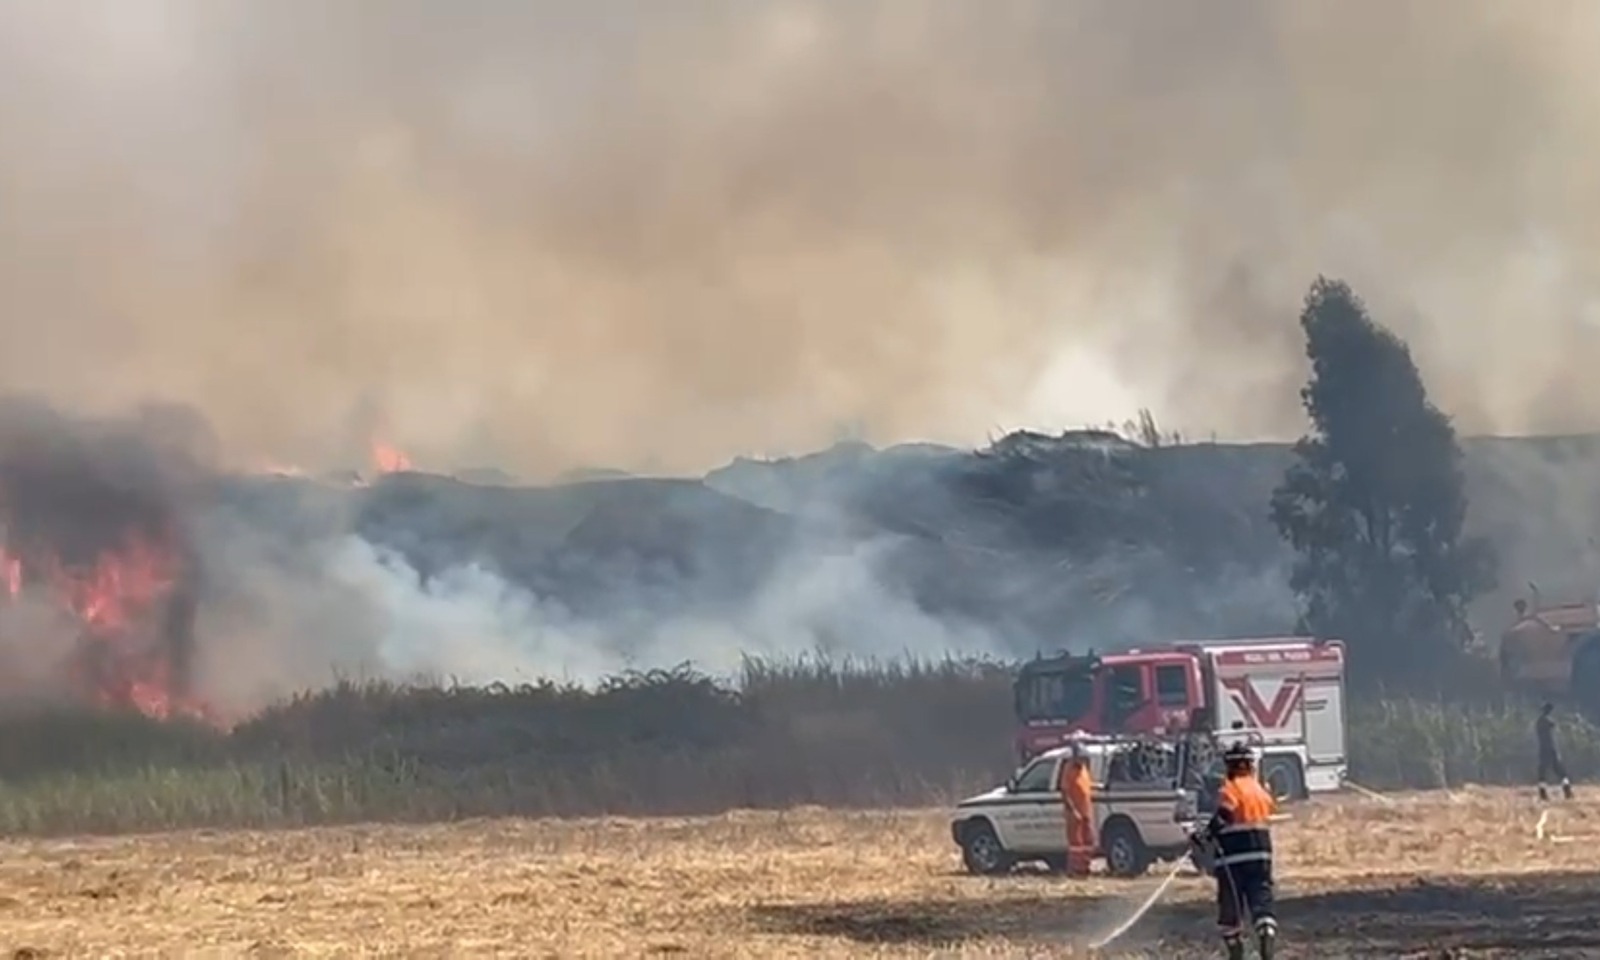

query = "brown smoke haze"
[1,1,1598,476]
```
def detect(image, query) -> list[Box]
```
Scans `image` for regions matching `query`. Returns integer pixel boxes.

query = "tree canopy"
[1270,277,1495,682]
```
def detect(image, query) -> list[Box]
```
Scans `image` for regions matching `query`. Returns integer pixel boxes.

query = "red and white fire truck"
[1012,636,1348,800]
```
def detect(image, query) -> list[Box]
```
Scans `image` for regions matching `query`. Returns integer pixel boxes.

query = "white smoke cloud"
[321,536,609,686]
[190,508,1014,713]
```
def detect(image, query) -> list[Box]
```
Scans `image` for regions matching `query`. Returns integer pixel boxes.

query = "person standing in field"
[1536,702,1574,801]
[1059,741,1096,877]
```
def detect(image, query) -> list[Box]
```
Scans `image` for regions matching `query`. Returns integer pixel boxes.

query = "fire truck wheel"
[1101,817,1151,878]
[1261,755,1305,802]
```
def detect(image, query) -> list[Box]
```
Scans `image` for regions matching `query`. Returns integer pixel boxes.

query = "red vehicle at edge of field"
[1011,636,1349,800]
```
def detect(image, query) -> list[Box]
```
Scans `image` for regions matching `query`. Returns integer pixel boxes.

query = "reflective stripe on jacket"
[1205,773,1275,870]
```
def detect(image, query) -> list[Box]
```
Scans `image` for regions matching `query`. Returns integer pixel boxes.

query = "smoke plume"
[0,394,1023,717]
[4,3,1600,710]
[192,502,1014,715]
[0,2,1597,477]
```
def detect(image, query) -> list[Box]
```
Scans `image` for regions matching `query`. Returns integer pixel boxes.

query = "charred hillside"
[207,429,1600,661]
[709,430,1600,642]
[704,431,1299,648]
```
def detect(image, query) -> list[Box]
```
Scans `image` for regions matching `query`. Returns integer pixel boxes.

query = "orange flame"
[370,439,412,474]
[0,531,217,725]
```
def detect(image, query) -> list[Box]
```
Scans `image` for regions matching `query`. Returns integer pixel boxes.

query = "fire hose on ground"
[1087,856,1189,950]
[1086,813,1293,953]
[1089,794,1571,944]
[1090,787,1579,950]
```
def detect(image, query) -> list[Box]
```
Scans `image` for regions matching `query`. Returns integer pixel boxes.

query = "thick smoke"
[0,2,1598,476]
[0,399,996,715]
[0,398,203,566]
[3,3,1599,708]
[192,514,995,714]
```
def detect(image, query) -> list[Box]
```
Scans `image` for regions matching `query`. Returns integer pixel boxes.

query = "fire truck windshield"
[1014,664,1094,723]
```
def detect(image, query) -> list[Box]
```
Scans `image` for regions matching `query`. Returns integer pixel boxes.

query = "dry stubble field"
[1,787,1597,959]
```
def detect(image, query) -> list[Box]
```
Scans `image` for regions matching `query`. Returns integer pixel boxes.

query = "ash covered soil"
[1,788,1597,957]
[761,870,1600,958]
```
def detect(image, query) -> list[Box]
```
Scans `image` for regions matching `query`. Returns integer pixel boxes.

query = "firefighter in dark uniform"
[1192,741,1278,960]
[1536,702,1574,801]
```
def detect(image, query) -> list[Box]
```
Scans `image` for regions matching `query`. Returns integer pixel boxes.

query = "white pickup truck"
[950,737,1202,878]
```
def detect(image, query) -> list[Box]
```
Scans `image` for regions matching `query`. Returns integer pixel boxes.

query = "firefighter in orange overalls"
[1192,742,1279,960]
[1060,741,1096,876]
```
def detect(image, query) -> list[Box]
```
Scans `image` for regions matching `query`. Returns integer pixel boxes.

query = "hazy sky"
[1,1,1598,476]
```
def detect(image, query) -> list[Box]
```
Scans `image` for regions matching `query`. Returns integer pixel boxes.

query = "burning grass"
[0,788,1597,957]
[0,529,209,722]
[0,659,1593,837]
[0,399,213,723]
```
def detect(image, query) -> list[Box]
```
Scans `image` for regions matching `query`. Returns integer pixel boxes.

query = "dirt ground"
[1,786,1598,958]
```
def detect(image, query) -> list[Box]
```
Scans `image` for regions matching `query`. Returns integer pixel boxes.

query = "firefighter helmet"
[1222,741,1257,767]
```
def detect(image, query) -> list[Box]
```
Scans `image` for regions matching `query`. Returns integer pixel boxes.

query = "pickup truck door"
[1099,785,1188,852]
[1099,753,1190,853]
[1004,756,1064,853]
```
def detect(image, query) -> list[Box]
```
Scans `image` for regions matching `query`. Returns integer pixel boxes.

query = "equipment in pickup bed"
[950,732,1206,878]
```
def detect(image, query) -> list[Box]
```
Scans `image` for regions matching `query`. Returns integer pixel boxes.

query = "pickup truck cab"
[950,737,1201,878]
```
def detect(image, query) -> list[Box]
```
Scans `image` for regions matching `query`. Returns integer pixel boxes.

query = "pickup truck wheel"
[1102,818,1151,878]
[958,821,1012,876]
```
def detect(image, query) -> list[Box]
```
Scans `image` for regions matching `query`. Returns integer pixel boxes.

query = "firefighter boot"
[1563,779,1574,800]
[1221,934,1245,960]
[1257,927,1277,960]
[1539,784,1550,802]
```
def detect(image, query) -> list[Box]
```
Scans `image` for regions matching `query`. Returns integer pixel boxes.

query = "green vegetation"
[0,658,1586,837]
[1271,277,1496,685]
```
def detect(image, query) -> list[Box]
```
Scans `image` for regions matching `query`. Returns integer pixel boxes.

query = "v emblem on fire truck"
[1219,676,1304,729]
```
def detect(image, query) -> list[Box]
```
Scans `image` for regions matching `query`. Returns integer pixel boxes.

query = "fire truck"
[1012,636,1348,800]
[1498,593,1600,720]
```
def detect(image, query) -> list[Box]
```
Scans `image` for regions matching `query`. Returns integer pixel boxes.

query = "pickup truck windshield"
[1015,666,1094,723]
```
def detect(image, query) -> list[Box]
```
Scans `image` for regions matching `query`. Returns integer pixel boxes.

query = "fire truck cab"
[1013,636,1348,800]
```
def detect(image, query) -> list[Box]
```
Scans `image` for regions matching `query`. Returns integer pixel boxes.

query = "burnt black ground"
[750,869,1600,958]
